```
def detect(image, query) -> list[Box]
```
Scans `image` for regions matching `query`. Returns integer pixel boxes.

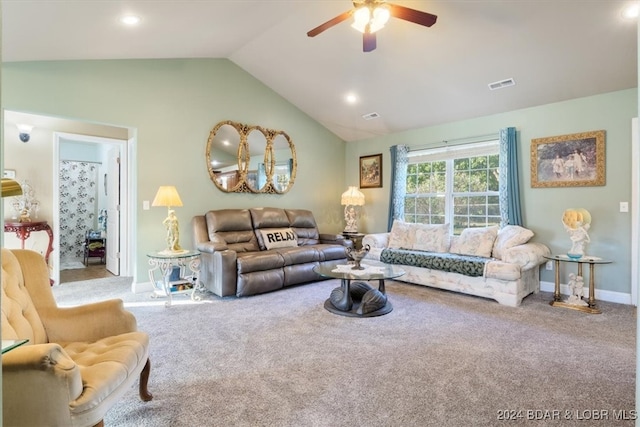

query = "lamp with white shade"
[341,186,365,233]
[152,186,187,254]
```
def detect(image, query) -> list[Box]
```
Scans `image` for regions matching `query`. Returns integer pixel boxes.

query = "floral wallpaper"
[59,161,99,263]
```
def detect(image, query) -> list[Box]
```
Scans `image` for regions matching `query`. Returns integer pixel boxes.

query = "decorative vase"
[345,244,370,270]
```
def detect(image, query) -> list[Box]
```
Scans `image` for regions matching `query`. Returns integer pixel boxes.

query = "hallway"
[59,263,114,284]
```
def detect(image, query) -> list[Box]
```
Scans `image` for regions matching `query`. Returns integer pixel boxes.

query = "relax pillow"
[259,228,298,250]
[492,225,534,260]
[388,220,414,249]
[412,223,450,253]
[450,226,499,258]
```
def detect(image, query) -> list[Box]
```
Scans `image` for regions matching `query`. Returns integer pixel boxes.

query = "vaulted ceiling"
[2,1,637,141]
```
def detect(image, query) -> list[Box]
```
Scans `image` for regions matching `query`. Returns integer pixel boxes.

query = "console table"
[544,254,612,314]
[4,221,54,264]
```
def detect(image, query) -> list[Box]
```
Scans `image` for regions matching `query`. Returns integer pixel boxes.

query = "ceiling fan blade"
[363,32,376,52]
[388,4,438,27]
[307,10,354,37]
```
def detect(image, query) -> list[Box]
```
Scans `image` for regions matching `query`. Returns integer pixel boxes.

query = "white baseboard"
[132,281,154,294]
[134,279,634,305]
[540,280,634,306]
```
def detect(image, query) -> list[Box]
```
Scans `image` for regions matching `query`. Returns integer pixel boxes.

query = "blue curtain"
[498,127,523,226]
[387,145,410,231]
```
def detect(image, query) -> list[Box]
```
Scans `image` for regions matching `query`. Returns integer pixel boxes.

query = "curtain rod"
[409,132,499,152]
[60,160,103,165]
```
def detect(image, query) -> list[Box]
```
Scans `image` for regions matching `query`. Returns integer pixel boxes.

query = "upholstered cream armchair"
[1,248,152,427]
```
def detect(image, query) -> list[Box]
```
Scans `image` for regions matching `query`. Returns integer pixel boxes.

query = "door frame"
[53,132,132,285]
[632,117,638,306]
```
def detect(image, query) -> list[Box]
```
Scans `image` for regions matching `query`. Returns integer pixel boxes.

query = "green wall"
[346,88,638,296]
[2,59,346,283]
[2,58,637,297]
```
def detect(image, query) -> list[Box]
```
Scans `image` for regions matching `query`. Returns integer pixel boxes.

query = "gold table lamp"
[1,178,23,198]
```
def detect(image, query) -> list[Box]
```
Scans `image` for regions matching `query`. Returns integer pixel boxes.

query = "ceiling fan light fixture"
[370,5,391,33]
[351,5,390,34]
[351,7,370,33]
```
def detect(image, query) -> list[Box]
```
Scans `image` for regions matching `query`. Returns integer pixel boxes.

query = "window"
[405,141,500,234]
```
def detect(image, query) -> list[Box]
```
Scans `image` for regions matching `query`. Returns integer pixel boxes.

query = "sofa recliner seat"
[192,207,350,297]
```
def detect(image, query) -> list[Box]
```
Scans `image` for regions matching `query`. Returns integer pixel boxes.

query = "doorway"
[54,132,130,285]
[2,110,134,286]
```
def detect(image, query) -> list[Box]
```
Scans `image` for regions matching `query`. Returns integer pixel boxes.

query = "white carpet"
[59,261,86,270]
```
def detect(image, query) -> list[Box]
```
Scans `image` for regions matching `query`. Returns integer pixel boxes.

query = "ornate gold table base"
[550,300,601,314]
[547,256,611,315]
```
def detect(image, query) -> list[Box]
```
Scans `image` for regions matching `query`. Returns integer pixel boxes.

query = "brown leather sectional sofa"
[192,207,350,297]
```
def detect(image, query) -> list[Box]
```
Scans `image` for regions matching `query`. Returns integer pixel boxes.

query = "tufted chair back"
[1,248,50,344]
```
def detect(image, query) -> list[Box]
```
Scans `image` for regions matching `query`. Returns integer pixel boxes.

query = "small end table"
[147,250,204,307]
[4,221,54,285]
[544,254,612,314]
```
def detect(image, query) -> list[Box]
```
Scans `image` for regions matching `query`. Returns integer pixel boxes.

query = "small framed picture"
[3,169,16,179]
[530,130,605,188]
[359,154,382,188]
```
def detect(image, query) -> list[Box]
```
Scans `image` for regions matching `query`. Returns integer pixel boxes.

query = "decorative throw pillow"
[412,223,450,253]
[388,220,414,249]
[449,226,499,258]
[259,228,298,250]
[491,225,534,260]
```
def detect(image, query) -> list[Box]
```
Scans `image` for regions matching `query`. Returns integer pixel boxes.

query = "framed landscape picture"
[530,130,605,188]
[360,154,382,188]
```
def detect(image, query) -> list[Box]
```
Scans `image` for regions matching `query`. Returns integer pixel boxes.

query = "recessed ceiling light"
[622,4,639,19]
[345,93,358,104]
[120,15,141,25]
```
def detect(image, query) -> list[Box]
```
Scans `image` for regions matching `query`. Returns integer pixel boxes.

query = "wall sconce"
[16,124,34,143]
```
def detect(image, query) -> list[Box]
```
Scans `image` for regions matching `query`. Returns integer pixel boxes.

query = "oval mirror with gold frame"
[206,120,297,194]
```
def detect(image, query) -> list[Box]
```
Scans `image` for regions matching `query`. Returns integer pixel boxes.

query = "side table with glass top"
[2,339,28,354]
[544,254,612,314]
[147,250,205,307]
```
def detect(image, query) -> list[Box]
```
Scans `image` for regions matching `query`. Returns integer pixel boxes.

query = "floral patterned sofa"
[363,221,550,307]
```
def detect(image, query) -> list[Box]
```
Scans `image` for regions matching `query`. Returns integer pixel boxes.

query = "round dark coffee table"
[313,260,404,317]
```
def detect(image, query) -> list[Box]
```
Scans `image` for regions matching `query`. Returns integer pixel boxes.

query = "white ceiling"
[2,1,637,142]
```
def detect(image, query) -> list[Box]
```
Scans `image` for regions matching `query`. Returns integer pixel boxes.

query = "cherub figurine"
[564,220,590,257]
[565,273,587,306]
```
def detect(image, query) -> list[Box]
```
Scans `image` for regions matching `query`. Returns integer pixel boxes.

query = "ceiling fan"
[307,0,438,52]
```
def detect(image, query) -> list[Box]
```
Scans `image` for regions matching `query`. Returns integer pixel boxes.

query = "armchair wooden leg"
[139,358,153,401]
[92,421,104,427]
